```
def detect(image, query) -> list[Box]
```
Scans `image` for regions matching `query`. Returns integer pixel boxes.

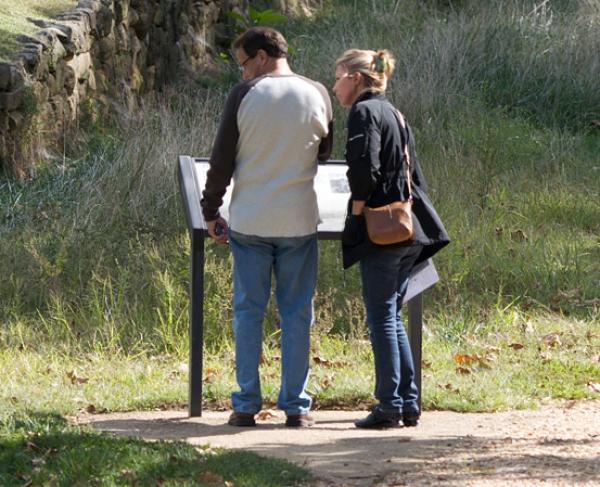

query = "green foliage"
[227,6,288,33]
[221,5,295,63]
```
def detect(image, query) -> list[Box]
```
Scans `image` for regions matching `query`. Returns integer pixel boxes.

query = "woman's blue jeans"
[360,245,422,415]
[228,230,317,416]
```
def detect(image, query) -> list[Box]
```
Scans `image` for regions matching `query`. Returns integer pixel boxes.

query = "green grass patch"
[0,0,77,62]
[2,324,598,418]
[0,412,310,486]
[0,0,598,417]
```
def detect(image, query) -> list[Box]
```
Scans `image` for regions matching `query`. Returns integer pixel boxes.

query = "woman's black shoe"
[355,410,401,429]
[402,410,420,427]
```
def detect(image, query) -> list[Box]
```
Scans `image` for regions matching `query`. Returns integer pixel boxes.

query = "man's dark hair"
[233,27,288,58]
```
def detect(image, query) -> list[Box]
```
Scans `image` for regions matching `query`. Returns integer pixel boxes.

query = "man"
[201,27,333,427]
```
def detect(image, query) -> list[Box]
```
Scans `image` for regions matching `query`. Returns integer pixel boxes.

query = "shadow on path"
[86,404,600,486]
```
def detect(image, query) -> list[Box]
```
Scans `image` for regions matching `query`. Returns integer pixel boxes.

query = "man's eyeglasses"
[238,55,253,72]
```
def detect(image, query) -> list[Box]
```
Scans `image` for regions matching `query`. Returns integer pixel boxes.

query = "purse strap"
[393,109,413,202]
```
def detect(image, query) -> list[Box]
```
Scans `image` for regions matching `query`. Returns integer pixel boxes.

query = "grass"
[0,412,310,486]
[0,0,77,62]
[0,0,597,395]
[0,0,599,482]
[1,320,598,421]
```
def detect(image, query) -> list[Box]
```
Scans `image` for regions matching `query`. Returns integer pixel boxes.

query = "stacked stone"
[0,0,318,176]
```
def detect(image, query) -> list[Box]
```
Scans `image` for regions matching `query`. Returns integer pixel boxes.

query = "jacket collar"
[353,90,386,105]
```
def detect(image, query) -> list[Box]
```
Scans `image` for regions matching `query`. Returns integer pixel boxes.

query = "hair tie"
[373,52,386,73]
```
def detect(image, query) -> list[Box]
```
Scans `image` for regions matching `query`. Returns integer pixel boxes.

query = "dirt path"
[83,400,600,486]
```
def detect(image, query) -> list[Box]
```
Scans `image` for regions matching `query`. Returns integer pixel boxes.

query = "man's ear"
[257,49,268,64]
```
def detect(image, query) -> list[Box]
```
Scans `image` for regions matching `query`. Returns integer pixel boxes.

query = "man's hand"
[206,217,229,244]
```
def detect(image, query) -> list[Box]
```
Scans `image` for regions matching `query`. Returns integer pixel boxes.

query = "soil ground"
[83,400,600,486]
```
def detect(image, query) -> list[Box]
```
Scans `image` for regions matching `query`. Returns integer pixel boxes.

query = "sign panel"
[192,160,349,233]
[191,158,438,301]
[178,155,440,416]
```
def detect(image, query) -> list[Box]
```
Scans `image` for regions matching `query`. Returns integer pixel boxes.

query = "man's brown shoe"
[285,413,314,427]
[228,411,256,427]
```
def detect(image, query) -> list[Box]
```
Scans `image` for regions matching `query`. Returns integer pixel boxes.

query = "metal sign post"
[177,155,437,417]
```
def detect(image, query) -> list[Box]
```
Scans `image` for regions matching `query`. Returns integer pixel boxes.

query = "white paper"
[194,161,349,231]
[403,259,439,304]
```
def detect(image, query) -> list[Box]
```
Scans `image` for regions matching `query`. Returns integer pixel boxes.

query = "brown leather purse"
[362,110,414,245]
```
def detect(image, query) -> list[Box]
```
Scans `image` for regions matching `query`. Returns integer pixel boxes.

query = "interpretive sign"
[178,156,439,416]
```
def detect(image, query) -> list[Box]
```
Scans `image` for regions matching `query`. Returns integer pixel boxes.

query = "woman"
[333,49,450,429]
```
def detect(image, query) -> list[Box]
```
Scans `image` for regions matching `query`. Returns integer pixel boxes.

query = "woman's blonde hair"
[335,49,396,92]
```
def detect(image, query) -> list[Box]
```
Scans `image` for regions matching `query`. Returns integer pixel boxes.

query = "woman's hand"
[351,200,366,216]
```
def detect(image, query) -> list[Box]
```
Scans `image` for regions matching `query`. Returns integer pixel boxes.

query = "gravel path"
[83,400,600,486]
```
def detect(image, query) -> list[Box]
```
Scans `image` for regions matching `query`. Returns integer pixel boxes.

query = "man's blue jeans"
[228,230,317,415]
[360,245,422,415]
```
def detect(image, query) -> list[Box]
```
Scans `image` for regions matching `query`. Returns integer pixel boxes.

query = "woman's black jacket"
[341,91,450,269]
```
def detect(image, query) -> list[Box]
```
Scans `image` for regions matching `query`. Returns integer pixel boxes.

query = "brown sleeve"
[200,82,252,221]
[318,119,334,161]
[316,80,333,161]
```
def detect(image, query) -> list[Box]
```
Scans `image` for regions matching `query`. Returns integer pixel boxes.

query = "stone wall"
[0,0,317,177]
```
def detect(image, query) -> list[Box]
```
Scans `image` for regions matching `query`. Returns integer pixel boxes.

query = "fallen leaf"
[520,321,535,333]
[422,360,432,369]
[510,229,528,242]
[456,367,472,375]
[26,441,42,452]
[453,352,471,365]
[508,343,524,350]
[541,332,562,348]
[199,471,224,484]
[438,382,460,393]
[453,352,484,365]
[66,370,89,385]
[313,356,332,366]
[203,368,218,384]
[257,409,277,420]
